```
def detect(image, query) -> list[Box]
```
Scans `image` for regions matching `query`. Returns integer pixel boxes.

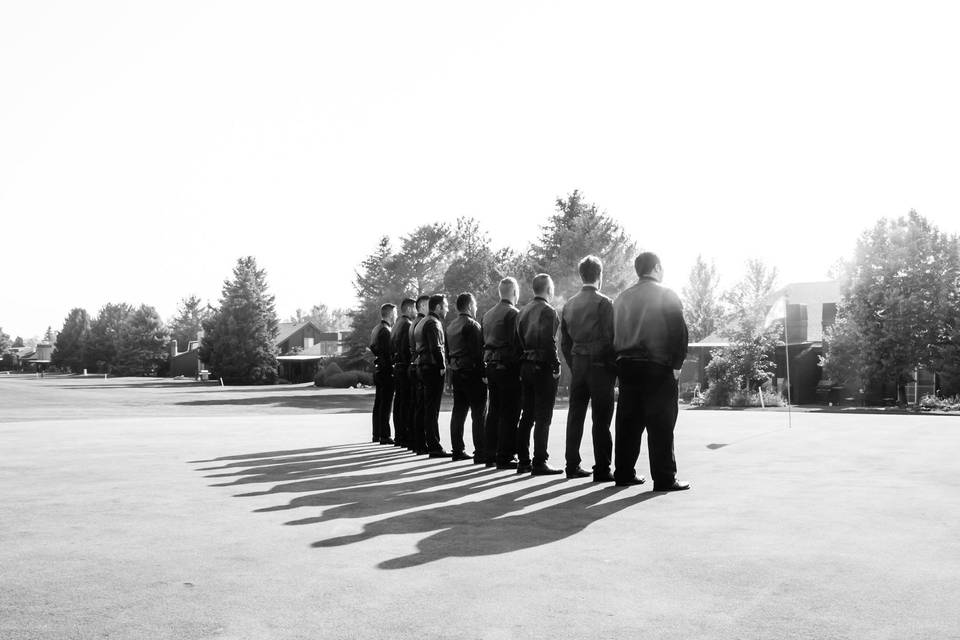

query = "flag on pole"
[763,292,793,427]
[763,295,787,329]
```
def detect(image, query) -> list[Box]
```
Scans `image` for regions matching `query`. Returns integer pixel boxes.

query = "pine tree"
[169,295,210,351]
[114,305,168,376]
[528,190,637,304]
[200,257,280,384]
[87,303,134,373]
[53,308,91,373]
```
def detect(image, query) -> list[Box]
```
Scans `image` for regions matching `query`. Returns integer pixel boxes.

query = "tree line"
[3,259,344,381]
[681,210,960,404]
[6,198,958,400]
[347,190,638,350]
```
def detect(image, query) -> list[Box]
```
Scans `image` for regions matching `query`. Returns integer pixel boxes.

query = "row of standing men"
[369,252,691,490]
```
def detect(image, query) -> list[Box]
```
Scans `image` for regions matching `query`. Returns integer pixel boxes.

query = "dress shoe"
[414,448,429,455]
[451,451,472,461]
[485,461,496,468]
[516,462,533,474]
[473,457,488,465]
[372,436,380,443]
[653,480,691,492]
[428,449,452,458]
[496,461,519,470]
[593,470,616,483]
[531,463,563,476]
[615,475,646,487]
[393,440,405,447]
[565,466,592,479]
[379,438,395,445]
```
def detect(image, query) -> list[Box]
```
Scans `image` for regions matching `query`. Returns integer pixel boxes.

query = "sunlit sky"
[3,1,960,339]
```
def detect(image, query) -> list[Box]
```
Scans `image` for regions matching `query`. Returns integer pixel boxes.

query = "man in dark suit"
[390,297,416,449]
[446,292,486,463]
[482,278,523,470]
[613,252,690,491]
[415,294,451,458]
[561,255,616,482]
[368,303,397,445]
[516,273,563,475]
[408,295,430,454]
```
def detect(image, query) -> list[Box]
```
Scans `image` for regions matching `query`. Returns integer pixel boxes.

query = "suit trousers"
[372,369,394,440]
[392,366,411,445]
[564,354,615,472]
[409,365,426,452]
[450,369,487,457]
[420,366,445,452]
[613,360,679,485]
[517,362,559,465]
[485,364,521,464]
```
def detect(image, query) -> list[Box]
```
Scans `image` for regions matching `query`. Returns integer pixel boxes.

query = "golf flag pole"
[783,290,792,429]
[763,291,792,428]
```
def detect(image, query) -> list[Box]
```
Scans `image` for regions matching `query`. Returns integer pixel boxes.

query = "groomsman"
[516,274,563,475]
[613,252,690,491]
[561,256,616,481]
[482,278,523,469]
[407,295,430,454]
[446,292,486,463]
[415,294,451,457]
[368,303,397,444]
[390,298,416,448]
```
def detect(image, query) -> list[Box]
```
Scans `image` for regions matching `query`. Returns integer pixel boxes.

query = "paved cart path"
[2,376,959,639]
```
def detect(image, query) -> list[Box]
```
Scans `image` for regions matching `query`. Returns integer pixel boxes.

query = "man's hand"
[673,369,682,381]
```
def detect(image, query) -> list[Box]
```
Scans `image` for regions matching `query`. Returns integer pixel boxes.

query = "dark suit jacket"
[482,300,521,366]
[446,312,483,372]
[560,285,615,367]
[516,296,561,372]
[613,277,689,370]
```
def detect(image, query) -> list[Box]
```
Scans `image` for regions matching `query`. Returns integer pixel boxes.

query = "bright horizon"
[3,1,960,340]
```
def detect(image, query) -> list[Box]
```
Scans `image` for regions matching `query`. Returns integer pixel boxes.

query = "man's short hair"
[428,294,446,312]
[400,297,416,314]
[498,277,518,299]
[634,252,661,277]
[379,303,396,319]
[456,292,475,312]
[415,294,431,311]
[532,273,553,296]
[578,255,603,284]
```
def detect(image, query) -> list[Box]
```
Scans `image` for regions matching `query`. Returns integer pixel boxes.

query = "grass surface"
[2,375,958,639]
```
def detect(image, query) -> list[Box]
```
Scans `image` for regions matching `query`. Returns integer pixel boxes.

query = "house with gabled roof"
[684,280,842,404]
[276,321,345,382]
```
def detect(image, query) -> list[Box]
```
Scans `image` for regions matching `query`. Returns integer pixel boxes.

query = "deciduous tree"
[823,210,960,401]
[682,254,722,343]
[704,259,780,405]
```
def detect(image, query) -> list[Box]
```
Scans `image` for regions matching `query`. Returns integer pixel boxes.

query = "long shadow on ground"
[177,393,380,413]
[192,443,661,569]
